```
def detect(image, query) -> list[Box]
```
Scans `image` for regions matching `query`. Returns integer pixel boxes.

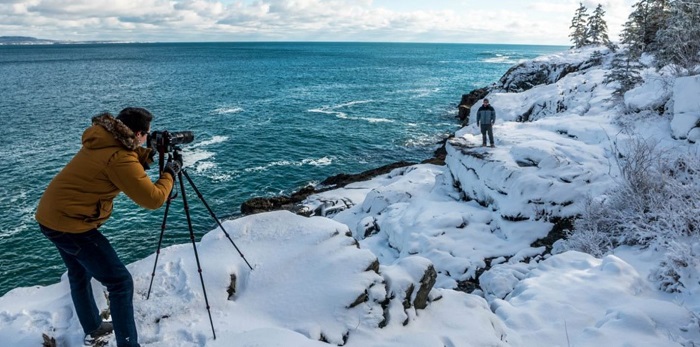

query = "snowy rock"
[670,75,700,141]
[0,212,389,346]
[445,128,614,220]
[479,263,532,301]
[381,256,437,321]
[472,61,617,123]
[490,251,697,346]
[623,70,672,112]
[496,46,611,93]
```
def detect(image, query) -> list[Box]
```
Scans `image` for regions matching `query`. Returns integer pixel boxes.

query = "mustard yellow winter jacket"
[35,114,174,233]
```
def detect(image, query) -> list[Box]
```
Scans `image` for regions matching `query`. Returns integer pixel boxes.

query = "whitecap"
[365,118,394,123]
[404,134,443,148]
[308,100,374,119]
[191,136,229,148]
[181,148,215,168]
[195,162,217,172]
[482,56,521,64]
[410,88,440,99]
[335,100,374,108]
[244,156,334,172]
[301,157,333,166]
[212,107,244,115]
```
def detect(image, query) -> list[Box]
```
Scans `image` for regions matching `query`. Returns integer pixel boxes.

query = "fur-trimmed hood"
[85,113,139,151]
[36,113,173,233]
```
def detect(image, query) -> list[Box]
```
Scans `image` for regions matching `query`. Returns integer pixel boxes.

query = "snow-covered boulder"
[446,115,616,220]
[472,51,617,124]
[380,256,437,326]
[0,212,390,346]
[670,75,700,142]
[496,46,611,93]
[489,251,698,346]
[623,69,672,112]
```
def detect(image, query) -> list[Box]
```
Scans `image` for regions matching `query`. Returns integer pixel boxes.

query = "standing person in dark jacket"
[476,98,496,147]
[35,107,181,347]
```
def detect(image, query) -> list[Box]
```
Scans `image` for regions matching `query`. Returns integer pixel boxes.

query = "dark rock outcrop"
[457,87,490,126]
[241,161,416,215]
[496,52,607,93]
[320,161,415,188]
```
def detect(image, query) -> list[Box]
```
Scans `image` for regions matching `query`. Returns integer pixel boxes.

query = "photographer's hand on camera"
[163,158,182,178]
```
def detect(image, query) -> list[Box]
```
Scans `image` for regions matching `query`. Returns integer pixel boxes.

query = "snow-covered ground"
[2,46,699,346]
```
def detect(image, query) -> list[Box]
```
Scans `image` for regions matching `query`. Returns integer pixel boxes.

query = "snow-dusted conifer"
[587,4,612,47]
[620,0,670,58]
[604,51,644,97]
[655,0,700,70]
[569,3,590,48]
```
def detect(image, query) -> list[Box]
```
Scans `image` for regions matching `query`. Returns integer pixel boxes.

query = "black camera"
[148,130,194,153]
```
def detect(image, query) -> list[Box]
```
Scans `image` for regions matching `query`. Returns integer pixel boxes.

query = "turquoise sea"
[0,42,565,295]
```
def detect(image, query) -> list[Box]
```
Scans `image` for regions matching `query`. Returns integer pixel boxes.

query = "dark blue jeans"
[480,123,494,146]
[40,225,140,347]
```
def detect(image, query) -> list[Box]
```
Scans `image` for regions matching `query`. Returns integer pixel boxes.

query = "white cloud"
[0,0,636,44]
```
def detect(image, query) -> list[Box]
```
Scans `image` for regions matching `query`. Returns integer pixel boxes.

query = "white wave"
[209,173,233,182]
[195,161,217,171]
[192,135,228,148]
[404,134,442,147]
[182,148,215,168]
[309,108,349,119]
[482,56,520,64]
[245,156,334,172]
[212,107,244,115]
[410,87,440,99]
[301,157,333,166]
[366,118,394,123]
[309,108,393,123]
[308,99,374,118]
[335,100,374,108]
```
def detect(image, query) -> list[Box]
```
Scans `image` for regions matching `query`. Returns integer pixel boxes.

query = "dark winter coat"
[35,114,173,233]
[476,105,496,126]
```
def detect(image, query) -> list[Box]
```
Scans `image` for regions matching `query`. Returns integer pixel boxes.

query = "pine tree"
[569,3,590,48]
[588,4,612,46]
[620,0,670,58]
[655,0,700,70]
[604,51,644,97]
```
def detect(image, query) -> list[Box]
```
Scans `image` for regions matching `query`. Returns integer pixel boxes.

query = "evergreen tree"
[588,4,612,46]
[570,3,590,48]
[620,0,669,58]
[604,51,644,97]
[655,0,700,70]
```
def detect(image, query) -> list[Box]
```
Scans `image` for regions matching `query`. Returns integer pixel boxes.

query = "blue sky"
[0,0,635,45]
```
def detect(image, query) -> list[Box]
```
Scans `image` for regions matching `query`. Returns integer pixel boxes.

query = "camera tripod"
[146,146,253,340]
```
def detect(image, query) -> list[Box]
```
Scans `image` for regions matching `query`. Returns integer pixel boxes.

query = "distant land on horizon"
[0,36,127,45]
[0,36,569,47]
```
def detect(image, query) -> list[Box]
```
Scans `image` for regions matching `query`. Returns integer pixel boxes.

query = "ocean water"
[0,42,565,295]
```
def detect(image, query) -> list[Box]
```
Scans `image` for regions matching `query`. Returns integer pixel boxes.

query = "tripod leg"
[178,171,217,340]
[181,169,254,270]
[147,188,175,300]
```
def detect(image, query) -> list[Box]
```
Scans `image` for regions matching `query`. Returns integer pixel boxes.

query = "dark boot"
[84,321,113,346]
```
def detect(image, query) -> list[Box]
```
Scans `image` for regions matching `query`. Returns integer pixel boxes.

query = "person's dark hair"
[116,107,153,134]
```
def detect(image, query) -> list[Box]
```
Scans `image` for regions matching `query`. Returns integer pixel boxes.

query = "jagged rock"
[496,48,610,93]
[357,216,381,239]
[380,256,437,326]
[320,161,415,188]
[312,198,355,217]
[421,135,451,166]
[41,333,56,347]
[240,162,416,216]
[457,87,491,125]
